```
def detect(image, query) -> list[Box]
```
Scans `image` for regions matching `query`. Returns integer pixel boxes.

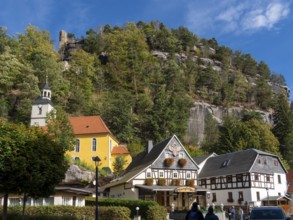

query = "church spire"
[41,75,51,100]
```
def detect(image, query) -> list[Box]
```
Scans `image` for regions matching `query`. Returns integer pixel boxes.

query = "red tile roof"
[287,169,293,193]
[111,146,130,155]
[69,116,111,135]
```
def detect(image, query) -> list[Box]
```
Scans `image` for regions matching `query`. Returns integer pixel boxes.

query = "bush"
[163,158,174,167]
[146,205,167,220]
[87,198,164,219]
[145,178,153,186]
[158,178,166,186]
[0,205,131,220]
[178,158,187,167]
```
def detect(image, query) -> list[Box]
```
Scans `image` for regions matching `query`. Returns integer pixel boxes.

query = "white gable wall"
[109,184,138,199]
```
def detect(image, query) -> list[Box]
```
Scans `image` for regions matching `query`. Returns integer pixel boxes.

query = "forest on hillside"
[1,21,293,167]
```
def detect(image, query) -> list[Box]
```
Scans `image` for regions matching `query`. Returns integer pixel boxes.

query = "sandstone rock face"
[63,164,95,183]
[187,102,273,146]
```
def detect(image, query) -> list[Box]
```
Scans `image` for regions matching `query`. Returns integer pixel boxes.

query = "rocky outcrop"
[187,102,273,146]
[63,164,95,184]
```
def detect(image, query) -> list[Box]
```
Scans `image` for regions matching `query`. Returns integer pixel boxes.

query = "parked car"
[248,206,290,220]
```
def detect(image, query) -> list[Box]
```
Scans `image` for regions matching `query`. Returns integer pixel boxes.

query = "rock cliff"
[187,102,273,146]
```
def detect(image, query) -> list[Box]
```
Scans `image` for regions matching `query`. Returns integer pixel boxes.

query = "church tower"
[30,79,55,126]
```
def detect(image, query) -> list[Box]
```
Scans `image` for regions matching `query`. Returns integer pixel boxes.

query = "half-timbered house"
[197,149,289,208]
[104,135,207,210]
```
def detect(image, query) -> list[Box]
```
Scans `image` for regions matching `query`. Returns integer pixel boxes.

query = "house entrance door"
[157,191,165,206]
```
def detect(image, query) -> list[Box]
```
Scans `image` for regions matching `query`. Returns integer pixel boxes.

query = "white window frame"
[159,171,164,178]
[186,172,191,179]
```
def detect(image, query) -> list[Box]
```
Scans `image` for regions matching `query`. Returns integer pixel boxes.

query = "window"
[266,175,270,182]
[75,139,80,152]
[74,157,80,161]
[228,192,233,202]
[226,175,232,183]
[221,159,230,167]
[92,138,97,151]
[258,159,261,164]
[38,105,42,115]
[239,191,243,200]
[44,197,54,205]
[264,160,267,165]
[201,179,206,186]
[256,192,260,201]
[236,174,243,182]
[212,193,217,202]
[211,178,216,184]
[173,172,178,179]
[255,174,259,181]
[165,152,171,158]
[146,172,151,178]
[159,171,164,178]
[278,175,281,184]
[186,172,191,179]
[33,198,43,206]
[9,198,21,206]
[274,160,279,166]
[62,197,71,206]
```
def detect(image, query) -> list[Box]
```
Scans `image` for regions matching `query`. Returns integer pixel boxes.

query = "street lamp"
[93,156,101,220]
[136,207,140,219]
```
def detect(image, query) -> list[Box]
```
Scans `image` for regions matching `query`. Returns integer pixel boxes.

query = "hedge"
[86,198,167,220]
[0,205,131,220]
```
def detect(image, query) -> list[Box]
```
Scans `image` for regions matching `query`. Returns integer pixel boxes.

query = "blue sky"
[1,0,293,100]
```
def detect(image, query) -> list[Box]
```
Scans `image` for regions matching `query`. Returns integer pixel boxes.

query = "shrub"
[145,178,153,186]
[178,158,187,167]
[146,205,167,220]
[92,198,159,219]
[158,178,166,186]
[0,205,131,220]
[163,158,174,167]
[171,179,181,186]
[186,179,195,187]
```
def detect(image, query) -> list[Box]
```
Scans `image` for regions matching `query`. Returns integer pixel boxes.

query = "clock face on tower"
[168,141,181,156]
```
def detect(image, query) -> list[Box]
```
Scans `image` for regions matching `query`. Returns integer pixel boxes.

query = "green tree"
[255,77,272,109]
[272,94,293,166]
[257,61,271,79]
[112,154,127,176]
[0,116,73,220]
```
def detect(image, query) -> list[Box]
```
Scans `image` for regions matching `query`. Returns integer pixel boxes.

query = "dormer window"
[221,159,230,167]
[146,172,151,178]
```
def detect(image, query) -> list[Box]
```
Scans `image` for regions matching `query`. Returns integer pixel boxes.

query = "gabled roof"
[111,146,130,155]
[105,135,197,189]
[69,116,111,135]
[199,148,285,178]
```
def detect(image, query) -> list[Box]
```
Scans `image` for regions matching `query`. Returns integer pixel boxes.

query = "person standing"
[231,206,236,220]
[185,202,205,220]
[205,206,219,220]
[238,207,244,220]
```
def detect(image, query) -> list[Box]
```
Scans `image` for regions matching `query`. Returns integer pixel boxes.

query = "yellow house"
[67,116,132,171]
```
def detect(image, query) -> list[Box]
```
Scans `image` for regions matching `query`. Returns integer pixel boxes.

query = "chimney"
[148,140,153,153]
